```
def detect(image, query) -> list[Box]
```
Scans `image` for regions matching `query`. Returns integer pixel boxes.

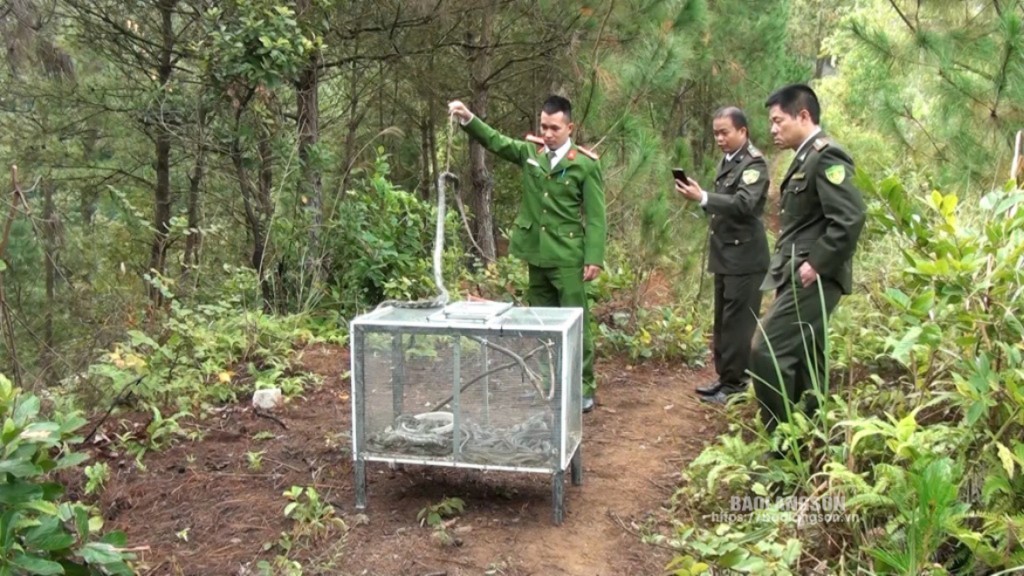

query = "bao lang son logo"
[705,495,857,525]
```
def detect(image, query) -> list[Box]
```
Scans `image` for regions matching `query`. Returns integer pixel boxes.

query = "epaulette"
[525,134,545,146]
[747,144,763,158]
[812,138,830,152]
[577,146,599,160]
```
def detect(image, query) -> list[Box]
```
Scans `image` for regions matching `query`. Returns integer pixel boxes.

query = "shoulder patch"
[741,169,760,185]
[813,138,830,152]
[577,146,599,160]
[747,144,763,158]
[525,134,545,146]
[825,164,846,185]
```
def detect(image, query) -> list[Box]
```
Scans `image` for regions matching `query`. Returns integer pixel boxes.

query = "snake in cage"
[367,412,558,468]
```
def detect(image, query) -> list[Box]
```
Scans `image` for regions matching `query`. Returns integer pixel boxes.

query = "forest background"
[1,0,1023,573]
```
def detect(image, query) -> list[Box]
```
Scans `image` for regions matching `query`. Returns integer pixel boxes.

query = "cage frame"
[350,305,584,524]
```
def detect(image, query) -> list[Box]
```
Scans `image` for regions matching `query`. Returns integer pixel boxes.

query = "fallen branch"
[253,408,288,430]
[431,343,547,411]
[606,510,678,552]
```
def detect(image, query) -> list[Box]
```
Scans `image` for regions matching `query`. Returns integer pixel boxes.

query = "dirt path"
[94,345,721,575]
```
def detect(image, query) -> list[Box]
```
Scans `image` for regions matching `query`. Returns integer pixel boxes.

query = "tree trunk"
[295,0,324,285]
[257,133,275,309]
[419,117,432,201]
[147,0,177,306]
[182,104,207,291]
[231,133,274,311]
[339,53,366,198]
[40,179,58,387]
[467,9,497,261]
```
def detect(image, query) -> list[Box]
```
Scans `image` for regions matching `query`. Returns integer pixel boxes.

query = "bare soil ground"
[81,345,723,576]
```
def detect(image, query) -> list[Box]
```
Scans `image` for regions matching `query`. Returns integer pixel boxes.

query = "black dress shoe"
[695,379,722,396]
[700,390,731,405]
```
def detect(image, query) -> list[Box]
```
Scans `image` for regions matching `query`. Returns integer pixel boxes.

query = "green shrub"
[322,151,464,316]
[664,178,1024,573]
[0,374,134,575]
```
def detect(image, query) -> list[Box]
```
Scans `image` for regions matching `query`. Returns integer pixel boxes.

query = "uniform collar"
[544,139,573,168]
[724,140,749,163]
[794,128,823,159]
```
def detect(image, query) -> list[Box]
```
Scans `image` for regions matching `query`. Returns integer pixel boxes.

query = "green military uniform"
[461,116,606,396]
[704,141,770,395]
[749,132,866,432]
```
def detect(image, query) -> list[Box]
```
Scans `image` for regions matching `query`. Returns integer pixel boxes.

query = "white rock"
[252,388,283,410]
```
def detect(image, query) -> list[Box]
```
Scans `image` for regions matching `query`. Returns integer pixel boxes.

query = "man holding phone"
[675,107,770,404]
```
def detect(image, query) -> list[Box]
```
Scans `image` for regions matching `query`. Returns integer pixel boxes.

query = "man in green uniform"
[750,84,867,433]
[675,107,770,404]
[447,96,606,413]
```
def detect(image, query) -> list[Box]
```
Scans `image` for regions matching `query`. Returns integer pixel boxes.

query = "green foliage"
[664,524,801,575]
[114,406,187,465]
[417,496,465,547]
[459,255,529,305]
[322,152,464,316]
[416,496,465,529]
[245,450,265,472]
[204,0,322,88]
[84,272,320,412]
[0,374,134,575]
[82,463,110,496]
[256,556,304,576]
[282,486,345,538]
[667,176,1024,573]
[597,305,707,363]
[824,1,1024,190]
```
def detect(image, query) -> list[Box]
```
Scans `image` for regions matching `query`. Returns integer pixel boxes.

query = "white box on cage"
[349,304,584,524]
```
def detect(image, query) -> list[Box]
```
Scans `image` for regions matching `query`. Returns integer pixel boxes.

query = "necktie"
[547,150,557,168]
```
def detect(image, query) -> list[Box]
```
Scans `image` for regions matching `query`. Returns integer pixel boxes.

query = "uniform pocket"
[786,180,809,195]
[721,235,751,246]
[782,180,813,215]
[557,222,583,238]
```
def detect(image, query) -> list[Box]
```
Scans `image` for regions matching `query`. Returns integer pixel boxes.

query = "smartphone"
[671,168,689,183]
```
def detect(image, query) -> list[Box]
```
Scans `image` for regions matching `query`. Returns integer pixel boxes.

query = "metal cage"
[350,304,584,524]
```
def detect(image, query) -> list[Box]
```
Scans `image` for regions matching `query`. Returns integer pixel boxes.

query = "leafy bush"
[84,273,320,412]
[322,151,464,316]
[664,178,1024,573]
[0,374,134,575]
[598,305,707,363]
[458,255,529,305]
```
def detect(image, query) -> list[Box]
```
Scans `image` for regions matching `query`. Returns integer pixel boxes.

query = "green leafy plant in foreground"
[0,374,135,575]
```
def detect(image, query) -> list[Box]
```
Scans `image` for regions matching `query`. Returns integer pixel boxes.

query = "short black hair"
[713,106,748,130]
[765,84,820,124]
[542,95,572,121]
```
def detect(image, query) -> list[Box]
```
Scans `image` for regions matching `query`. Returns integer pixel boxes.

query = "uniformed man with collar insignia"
[447,96,606,414]
[675,107,770,405]
[750,84,867,434]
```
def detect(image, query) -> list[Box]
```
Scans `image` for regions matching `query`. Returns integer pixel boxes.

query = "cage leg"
[355,459,367,510]
[552,469,565,525]
[571,445,583,486]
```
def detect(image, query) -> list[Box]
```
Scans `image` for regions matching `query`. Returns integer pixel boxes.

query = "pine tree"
[824,0,1024,191]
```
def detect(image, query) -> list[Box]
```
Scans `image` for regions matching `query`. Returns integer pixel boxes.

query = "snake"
[377,117,459,310]
[366,411,558,468]
[376,170,456,310]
